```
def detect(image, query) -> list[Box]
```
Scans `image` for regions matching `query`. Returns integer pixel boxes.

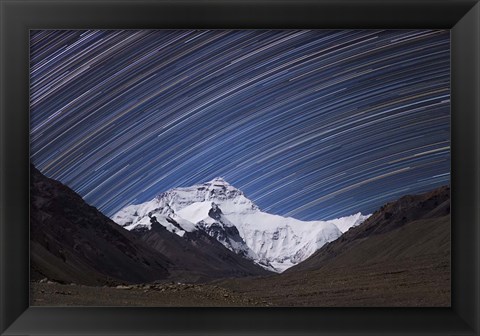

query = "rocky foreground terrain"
[31,241,449,308]
[30,280,269,307]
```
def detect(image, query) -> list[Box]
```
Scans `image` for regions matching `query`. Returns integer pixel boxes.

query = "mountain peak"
[206,177,230,185]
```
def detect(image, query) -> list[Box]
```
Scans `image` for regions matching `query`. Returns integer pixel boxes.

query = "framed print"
[1,0,479,335]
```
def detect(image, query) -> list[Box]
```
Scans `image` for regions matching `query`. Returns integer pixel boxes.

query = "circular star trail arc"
[30,29,450,221]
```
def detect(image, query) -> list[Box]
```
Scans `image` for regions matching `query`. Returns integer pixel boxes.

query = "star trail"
[30,30,450,221]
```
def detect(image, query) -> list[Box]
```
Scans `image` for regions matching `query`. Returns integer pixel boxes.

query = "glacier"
[112,177,370,272]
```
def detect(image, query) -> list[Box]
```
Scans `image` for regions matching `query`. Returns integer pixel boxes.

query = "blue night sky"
[30,30,450,221]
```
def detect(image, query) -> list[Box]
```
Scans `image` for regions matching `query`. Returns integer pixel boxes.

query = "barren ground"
[30,281,269,307]
[31,252,449,307]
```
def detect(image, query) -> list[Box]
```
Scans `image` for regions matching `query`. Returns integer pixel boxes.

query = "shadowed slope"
[30,165,270,286]
[135,221,272,283]
[288,186,450,273]
[30,165,173,285]
[217,186,450,306]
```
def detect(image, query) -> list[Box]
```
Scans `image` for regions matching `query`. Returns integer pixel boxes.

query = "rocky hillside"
[217,186,451,306]
[30,166,270,285]
[287,185,450,272]
[30,165,172,285]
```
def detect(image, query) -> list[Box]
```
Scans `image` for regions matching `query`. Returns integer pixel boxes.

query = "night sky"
[30,30,450,221]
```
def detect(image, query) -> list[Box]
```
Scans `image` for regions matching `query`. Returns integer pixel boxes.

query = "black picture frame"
[1,0,479,335]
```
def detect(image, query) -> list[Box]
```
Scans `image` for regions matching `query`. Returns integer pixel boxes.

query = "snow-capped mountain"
[112,177,369,272]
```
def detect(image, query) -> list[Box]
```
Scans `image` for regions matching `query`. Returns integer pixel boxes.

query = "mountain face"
[113,177,369,272]
[217,185,451,307]
[31,167,269,284]
[137,221,271,282]
[286,185,450,273]
[30,165,172,285]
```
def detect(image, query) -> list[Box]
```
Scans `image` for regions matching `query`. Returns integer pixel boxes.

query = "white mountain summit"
[112,177,370,272]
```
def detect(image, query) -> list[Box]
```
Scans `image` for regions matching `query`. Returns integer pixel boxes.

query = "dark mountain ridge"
[133,220,271,283]
[30,166,269,286]
[30,165,172,285]
[217,185,450,306]
[287,185,450,273]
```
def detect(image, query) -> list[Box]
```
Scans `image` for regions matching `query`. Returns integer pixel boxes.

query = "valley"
[30,166,451,307]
